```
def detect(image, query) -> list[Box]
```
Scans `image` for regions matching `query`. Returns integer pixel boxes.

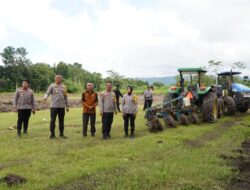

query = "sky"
[0,0,250,77]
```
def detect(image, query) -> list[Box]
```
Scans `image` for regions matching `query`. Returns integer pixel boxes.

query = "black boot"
[17,130,21,137]
[50,131,56,139]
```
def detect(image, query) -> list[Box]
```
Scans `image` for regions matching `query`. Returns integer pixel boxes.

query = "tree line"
[0,46,150,93]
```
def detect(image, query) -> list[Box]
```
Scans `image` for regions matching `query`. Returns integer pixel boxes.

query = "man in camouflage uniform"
[99,82,117,140]
[44,75,69,139]
[13,79,35,137]
[122,86,138,138]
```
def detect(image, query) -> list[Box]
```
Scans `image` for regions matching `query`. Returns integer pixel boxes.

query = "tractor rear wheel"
[202,93,218,123]
[223,96,236,115]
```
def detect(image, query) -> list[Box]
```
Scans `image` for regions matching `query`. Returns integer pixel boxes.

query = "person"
[113,85,123,112]
[44,75,69,139]
[82,83,98,137]
[99,82,117,140]
[122,86,138,138]
[13,79,36,137]
[143,86,154,110]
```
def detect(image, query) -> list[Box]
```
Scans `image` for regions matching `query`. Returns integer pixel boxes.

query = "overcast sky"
[0,0,249,77]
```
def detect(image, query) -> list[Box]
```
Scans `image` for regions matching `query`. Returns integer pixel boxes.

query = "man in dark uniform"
[82,83,98,137]
[113,85,123,112]
[13,79,36,137]
[44,75,69,139]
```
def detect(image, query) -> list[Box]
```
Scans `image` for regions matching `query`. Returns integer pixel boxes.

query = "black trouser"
[143,99,153,110]
[123,114,135,135]
[82,113,96,135]
[102,112,114,138]
[50,108,65,136]
[17,109,31,134]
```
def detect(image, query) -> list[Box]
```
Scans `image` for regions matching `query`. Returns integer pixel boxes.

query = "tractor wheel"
[202,93,218,123]
[180,114,189,126]
[223,96,236,116]
[239,101,249,113]
[191,113,200,124]
[217,97,224,118]
[157,120,164,131]
[164,115,177,128]
[163,94,173,108]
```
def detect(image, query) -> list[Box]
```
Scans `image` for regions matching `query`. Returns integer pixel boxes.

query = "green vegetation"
[0,106,250,190]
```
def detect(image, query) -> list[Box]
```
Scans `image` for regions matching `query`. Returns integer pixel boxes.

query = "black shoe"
[130,134,135,138]
[59,135,68,139]
[17,131,21,137]
[103,136,108,140]
[83,134,87,137]
[124,134,128,138]
[50,135,56,139]
[91,133,95,137]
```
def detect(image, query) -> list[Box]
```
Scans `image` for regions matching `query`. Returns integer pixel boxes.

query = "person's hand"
[14,108,18,113]
[32,109,36,115]
[66,108,69,112]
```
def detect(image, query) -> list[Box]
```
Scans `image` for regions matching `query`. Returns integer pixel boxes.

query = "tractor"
[217,71,250,114]
[164,68,218,123]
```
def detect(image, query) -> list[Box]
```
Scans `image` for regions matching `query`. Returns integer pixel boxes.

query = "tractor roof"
[177,68,207,74]
[218,71,241,76]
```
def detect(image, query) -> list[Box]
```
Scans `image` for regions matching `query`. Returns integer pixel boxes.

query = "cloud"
[0,0,249,77]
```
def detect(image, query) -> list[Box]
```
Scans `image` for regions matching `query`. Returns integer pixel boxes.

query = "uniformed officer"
[82,83,98,137]
[13,79,35,137]
[122,86,138,138]
[143,86,154,110]
[44,75,69,139]
[99,82,117,140]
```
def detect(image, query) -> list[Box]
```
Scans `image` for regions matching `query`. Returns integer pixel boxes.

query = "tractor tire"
[180,114,189,126]
[163,94,172,108]
[164,115,177,128]
[223,96,236,116]
[202,93,218,123]
[217,97,224,118]
[239,101,249,113]
[191,112,200,124]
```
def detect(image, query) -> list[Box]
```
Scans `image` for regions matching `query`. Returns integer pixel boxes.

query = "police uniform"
[143,89,153,110]
[44,83,69,138]
[122,93,138,137]
[82,90,98,136]
[99,91,117,139]
[13,88,35,136]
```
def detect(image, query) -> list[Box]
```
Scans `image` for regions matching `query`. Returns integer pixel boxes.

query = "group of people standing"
[13,75,154,140]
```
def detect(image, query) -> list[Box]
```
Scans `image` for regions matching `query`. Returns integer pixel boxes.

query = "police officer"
[44,75,69,139]
[82,83,98,137]
[122,86,138,138]
[99,82,117,140]
[143,86,154,110]
[13,79,35,137]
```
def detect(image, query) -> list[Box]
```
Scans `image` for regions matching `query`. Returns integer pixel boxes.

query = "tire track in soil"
[184,121,237,148]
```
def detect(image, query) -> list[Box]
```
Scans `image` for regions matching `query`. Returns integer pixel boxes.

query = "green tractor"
[164,68,218,123]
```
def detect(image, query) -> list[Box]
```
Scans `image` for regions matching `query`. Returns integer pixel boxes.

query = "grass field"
[0,106,250,190]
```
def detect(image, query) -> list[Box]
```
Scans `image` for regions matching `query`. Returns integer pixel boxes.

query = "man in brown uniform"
[99,82,117,140]
[13,79,35,137]
[44,75,69,139]
[82,83,98,137]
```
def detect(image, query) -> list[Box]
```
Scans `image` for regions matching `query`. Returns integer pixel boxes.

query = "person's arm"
[134,95,138,116]
[121,95,125,114]
[93,93,98,108]
[44,84,52,101]
[119,90,123,98]
[13,90,19,112]
[99,93,104,115]
[31,91,36,113]
[63,85,69,109]
[113,93,118,114]
[82,93,89,108]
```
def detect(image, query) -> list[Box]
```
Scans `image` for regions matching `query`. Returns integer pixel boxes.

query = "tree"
[232,61,246,70]
[153,81,164,87]
[56,61,69,79]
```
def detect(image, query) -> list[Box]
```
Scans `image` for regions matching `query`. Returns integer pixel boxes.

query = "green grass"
[0,107,250,190]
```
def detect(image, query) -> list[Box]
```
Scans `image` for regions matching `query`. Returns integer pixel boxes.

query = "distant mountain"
[136,76,176,85]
